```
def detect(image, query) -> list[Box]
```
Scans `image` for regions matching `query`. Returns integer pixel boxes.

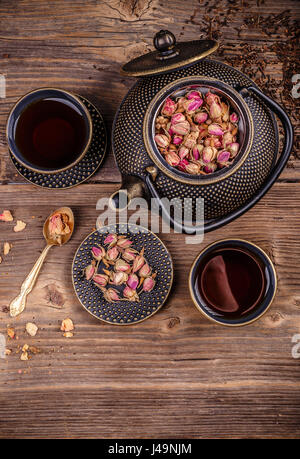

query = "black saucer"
[10,96,107,189]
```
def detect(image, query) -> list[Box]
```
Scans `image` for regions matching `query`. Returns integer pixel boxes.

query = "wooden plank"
[0,0,299,440]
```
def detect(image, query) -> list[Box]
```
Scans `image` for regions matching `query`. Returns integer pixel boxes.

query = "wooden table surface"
[0,0,299,439]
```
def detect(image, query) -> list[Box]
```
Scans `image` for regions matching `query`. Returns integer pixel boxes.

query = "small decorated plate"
[72,223,173,325]
[10,96,107,189]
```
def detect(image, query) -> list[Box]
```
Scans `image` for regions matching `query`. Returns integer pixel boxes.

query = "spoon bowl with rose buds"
[9,207,74,317]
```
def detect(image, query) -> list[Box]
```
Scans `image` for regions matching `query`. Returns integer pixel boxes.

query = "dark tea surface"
[198,248,265,317]
[14,98,88,170]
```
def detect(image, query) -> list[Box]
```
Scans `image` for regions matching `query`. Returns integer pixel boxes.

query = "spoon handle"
[9,244,53,317]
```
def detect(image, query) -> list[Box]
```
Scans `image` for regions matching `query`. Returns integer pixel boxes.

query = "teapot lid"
[121,30,218,77]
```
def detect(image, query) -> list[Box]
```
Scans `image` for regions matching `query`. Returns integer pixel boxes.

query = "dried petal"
[60,318,74,332]
[3,242,12,256]
[13,220,26,232]
[26,322,38,337]
[7,327,15,339]
[0,210,13,222]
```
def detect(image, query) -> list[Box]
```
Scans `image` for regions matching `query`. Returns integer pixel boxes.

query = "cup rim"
[188,238,277,327]
[143,76,254,186]
[6,87,93,174]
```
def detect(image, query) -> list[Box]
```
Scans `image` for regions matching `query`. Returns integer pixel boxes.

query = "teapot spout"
[109,175,146,212]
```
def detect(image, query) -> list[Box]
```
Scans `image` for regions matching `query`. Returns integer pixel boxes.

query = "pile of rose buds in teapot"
[154,88,240,175]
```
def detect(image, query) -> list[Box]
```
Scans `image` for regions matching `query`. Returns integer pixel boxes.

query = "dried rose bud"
[183,133,197,150]
[104,233,117,245]
[210,101,222,119]
[217,150,231,163]
[117,238,132,249]
[171,120,190,136]
[213,138,222,148]
[203,163,217,174]
[178,146,189,160]
[172,135,183,145]
[205,92,219,105]
[183,98,203,114]
[202,146,215,163]
[91,246,105,261]
[111,271,127,286]
[127,273,139,290]
[187,90,202,100]
[143,277,155,292]
[207,124,224,136]
[107,246,119,261]
[0,210,13,222]
[161,97,177,116]
[139,263,152,278]
[222,131,233,148]
[228,142,240,157]
[122,248,138,262]
[103,288,120,302]
[85,263,95,280]
[192,144,204,160]
[165,151,180,167]
[194,112,208,124]
[230,112,239,123]
[177,159,189,172]
[132,255,145,273]
[171,113,186,125]
[114,259,130,272]
[93,273,109,287]
[154,134,170,148]
[123,286,139,301]
[185,163,200,175]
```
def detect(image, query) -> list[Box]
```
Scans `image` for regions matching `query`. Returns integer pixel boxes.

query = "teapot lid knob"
[153,30,179,60]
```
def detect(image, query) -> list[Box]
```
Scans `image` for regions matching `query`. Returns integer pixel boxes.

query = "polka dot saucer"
[72,223,174,325]
[10,96,107,189]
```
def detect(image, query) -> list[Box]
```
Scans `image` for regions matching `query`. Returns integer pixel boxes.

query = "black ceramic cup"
[189,239,277,326]
[6,88,92,174]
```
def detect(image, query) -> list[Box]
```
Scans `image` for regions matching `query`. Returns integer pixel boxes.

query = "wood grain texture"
[0,0,299,440]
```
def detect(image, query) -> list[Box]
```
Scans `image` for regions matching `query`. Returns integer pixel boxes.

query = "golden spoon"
[9,207,74,318]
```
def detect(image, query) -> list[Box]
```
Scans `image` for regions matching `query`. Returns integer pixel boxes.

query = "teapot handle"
[145,86,293,234]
